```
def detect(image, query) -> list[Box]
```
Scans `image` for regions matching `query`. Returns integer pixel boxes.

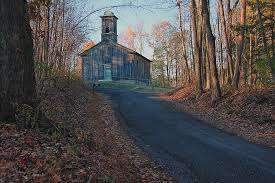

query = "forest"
[120,0,274,100]
[0,0,274,182]
[1,0,274,108]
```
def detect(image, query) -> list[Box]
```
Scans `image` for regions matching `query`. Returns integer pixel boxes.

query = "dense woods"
[27,0,90,79]
[0,0,273,120]
[1,0,273,109]
[147,0,274,100]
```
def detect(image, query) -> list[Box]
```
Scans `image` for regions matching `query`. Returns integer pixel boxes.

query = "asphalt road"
[98,88,275,183]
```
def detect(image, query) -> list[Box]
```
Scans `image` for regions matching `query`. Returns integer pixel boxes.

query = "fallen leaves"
[161,86,275,148]
[50,174,62,183]
[0,77,173,182]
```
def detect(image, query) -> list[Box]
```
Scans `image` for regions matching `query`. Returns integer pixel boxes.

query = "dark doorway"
[106,27,110,33]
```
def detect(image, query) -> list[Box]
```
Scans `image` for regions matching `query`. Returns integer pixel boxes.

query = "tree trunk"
[205,46,211,89]
[217,0,234,82]
[175,57,179,86]
[232,0,247,88]
[0,0,36,120]
[201,30,207,88]
[190,0,203,95]
[217,12,224,85]
[44,4,50,68]
[189,24,195,73]
[60,0,66,71]
[271,4,274,71]
[201,0,222,98]
[177,0,191,85]
[248,33,253,85]
[166,50,170,85]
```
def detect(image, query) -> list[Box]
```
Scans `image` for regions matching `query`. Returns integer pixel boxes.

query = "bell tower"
[101,10,118,43]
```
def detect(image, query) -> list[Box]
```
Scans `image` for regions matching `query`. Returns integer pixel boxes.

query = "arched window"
[105,27,110,33]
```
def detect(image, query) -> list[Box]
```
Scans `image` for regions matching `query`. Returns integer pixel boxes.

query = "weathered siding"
[82,43,151,84]
[82,56,90,81]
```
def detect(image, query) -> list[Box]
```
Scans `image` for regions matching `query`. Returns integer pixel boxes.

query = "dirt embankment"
[0,78,173,182]
[161,86,275,148]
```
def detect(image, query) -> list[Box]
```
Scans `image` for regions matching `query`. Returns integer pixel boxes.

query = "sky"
[85,0,178,59]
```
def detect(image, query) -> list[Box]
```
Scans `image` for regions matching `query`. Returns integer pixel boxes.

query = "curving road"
[98,88,275,183]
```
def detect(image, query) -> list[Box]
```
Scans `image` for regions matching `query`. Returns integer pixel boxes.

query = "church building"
[80,11,151,84]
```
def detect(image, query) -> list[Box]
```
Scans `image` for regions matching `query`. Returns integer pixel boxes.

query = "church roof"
[101,10,118,19]
[79,41,152,62]
[103,10,115,16]
[115,43,152,62]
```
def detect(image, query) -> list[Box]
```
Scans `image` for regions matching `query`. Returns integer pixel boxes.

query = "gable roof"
[79,41,152,62]
[79,42,102,56]
[114,43,152,62]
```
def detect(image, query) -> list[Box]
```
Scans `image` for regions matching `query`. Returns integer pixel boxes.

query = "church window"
[106,27,110,33]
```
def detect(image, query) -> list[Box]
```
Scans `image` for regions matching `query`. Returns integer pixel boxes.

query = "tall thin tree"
[232,0,247,88]
[177,0,191,85]
[190,0,203,95]
[217,0,234,82]
[201,0,222,98]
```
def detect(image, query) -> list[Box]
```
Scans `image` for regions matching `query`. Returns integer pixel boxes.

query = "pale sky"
[85,0,178,59]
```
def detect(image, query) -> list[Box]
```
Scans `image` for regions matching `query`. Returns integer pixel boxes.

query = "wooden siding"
[82,43,151,84]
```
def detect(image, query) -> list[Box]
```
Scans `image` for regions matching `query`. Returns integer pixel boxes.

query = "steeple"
[101,10,118,43]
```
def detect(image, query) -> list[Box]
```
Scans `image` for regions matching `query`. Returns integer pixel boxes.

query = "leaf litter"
[0,77,173,182]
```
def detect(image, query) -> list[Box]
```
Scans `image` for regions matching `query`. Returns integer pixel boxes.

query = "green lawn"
[98,80,171,93]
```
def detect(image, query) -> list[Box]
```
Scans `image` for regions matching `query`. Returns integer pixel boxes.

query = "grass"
[98,80,172,93]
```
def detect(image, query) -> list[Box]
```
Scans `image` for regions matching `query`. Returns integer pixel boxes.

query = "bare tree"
[190,0,203,95]
[176,0,191,85]
[232,0,247,88]
[201,0,221,98]
[217,0,234,82]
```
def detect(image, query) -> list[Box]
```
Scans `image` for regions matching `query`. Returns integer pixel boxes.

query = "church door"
[103,64,112,81]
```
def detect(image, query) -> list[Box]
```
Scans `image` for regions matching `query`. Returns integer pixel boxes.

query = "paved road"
[98,88,275,183]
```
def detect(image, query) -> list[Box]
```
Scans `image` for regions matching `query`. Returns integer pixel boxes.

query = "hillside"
[0,78,172,182]
[161,86,275,147]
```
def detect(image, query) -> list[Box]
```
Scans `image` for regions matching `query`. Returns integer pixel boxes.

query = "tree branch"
[72,3,151,31]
